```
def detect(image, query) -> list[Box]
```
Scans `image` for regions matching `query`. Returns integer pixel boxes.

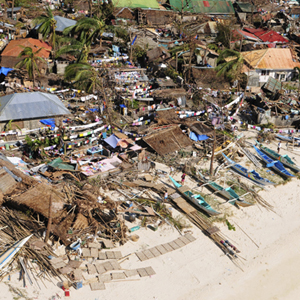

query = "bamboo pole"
[45,196,53,243]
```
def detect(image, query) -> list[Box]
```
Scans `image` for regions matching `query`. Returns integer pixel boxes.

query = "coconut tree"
[64,63,102,93]
[33,6,57,53]
[15,46,46,87]
[216,49,244,86]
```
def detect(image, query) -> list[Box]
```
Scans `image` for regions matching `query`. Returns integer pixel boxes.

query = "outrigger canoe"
[256,141,300,173]
[253,145,294,178]
[198,172,253,207]
[222,153,275,186]
[169,176,220,216]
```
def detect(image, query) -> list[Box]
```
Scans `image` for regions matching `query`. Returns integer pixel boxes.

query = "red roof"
[2,38,52,58]
[232,29,260,42]
[244,28,288,43]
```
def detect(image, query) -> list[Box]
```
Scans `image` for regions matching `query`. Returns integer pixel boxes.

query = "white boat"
[0,234,33,270]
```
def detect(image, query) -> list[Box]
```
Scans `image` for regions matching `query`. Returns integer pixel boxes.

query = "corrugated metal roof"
[0,92,71,122]
[235,2,257,13]
[232,29,261,41]
[242,48,300,70]
[169,0,235,14]
[112,0,160,9]
[53,16,77,32]
[1,38,51,58]
[244,28,288,43]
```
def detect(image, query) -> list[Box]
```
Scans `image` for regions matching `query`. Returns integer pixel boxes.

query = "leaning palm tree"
[294,66,300,97]
[216,49,244,85]
[64,63,102,93]
[33,6,57,53]
[15,46,46,87]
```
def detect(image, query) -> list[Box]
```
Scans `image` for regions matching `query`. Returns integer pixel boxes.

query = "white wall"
[256,69,295,83]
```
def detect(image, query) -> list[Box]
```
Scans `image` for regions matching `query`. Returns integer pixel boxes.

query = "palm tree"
[294,66,300,98]
[15,46,46,87]
[216,49,244,85]
[64,63,102,93]
[33,7,57,53]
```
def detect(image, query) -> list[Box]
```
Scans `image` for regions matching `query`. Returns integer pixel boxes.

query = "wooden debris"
[124,269,139,277]
[111,272,126,280]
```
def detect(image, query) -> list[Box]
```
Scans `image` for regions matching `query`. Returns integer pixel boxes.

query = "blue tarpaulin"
[0,67,13,76]
[104,134,120,148]
[120,104,126,108]
[40,118,56,130]
[189,131,209,142]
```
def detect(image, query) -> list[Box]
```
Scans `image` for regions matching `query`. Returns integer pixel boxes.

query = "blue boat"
[253,145,294,178]
[276,134,300,143]
[222,153,275,186]
[169,176,220,216]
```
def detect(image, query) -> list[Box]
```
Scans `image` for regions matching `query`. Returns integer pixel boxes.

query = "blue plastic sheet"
[40,118,55,130]
[189,131,209,142]
[104,134,120,148]
[0,67,13,76]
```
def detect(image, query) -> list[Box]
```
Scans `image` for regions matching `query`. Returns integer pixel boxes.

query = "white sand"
[2,136,300,300]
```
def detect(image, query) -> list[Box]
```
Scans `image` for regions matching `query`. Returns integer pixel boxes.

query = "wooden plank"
[143,249,155,260]
[178,235,190,245]
[172,197,196,214]
[135,252,148,261]
[178,186,190,193]
[90,248,98,258]
[144,266,156,276]
[206,226,220,235]
[102,239,114,249]
[162,243,173,252]
[105,251,115,259]
[168,241,180,250]
[51,261,67,269]
[114,251,122,259]
[156,244,168,255]
[98,251,107,260]
[59,266,74,275]
[87,264,97,275]
[102,261,114,271]
[73,269,83,281]
[110,260,121,270]
[94,263,106,275]
[124,269,139,277]
[90,282,105,291]
[137,268,148,277]
[50,257,64,265]
[184,233,196,242]
[111,272,126,280]
[88,242,101,249]
[99,274,111,282]
[67,260,82,269]
[174,238,185,248]
[149,247,161,257]
[82,248,91,257]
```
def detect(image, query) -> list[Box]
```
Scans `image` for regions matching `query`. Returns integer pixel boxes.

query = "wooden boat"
[198,172,253,207]
[256,141,300,173]
[169,176,220,216]
[276,134,300,143]
[222,153,275,186]
[253,145,294,178]
[0,234,33,270]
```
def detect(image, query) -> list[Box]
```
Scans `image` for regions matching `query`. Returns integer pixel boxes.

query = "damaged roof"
[235,2,258,13]
[242,48,300,70]
[0,92,71,122]
[244,28,289,43]
[112,0,160,9]
[143,126,192,155]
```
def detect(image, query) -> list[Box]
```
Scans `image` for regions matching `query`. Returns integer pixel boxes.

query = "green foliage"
[165,66,179,81]
[215,23,231,49]
[132,45,147,61]
[64,63,102,93]
[225,219,236,231]
[114,27,130,46]
[216,49,243,83]
[260,122,275,129]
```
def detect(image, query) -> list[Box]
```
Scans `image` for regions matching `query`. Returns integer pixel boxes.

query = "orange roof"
[1,38,52,58]
[242,48,300,70]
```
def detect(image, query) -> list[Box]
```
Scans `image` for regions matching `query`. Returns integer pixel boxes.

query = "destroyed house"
[143,126,192,155]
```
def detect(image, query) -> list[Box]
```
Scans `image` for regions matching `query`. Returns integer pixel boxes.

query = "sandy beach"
[2,137,300,300]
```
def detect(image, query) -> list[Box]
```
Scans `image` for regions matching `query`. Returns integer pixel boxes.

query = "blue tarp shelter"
[40,118,56,130]
[0,67,13,76]
[104,134,121,148]
[189,131,209,142]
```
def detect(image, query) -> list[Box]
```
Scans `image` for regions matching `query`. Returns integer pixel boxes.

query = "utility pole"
[210,128,216,176]
[45,196,52,243]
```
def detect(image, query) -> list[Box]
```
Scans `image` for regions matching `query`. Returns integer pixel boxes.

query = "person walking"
[164,192,168,202]
[170,166,174,175]
[181,173,186,185]
[277,141,281,154]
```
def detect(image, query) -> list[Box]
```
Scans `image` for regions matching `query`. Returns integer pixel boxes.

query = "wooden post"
[45,196,53,243]
[210,128,216,176]
[176,52,178,72]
